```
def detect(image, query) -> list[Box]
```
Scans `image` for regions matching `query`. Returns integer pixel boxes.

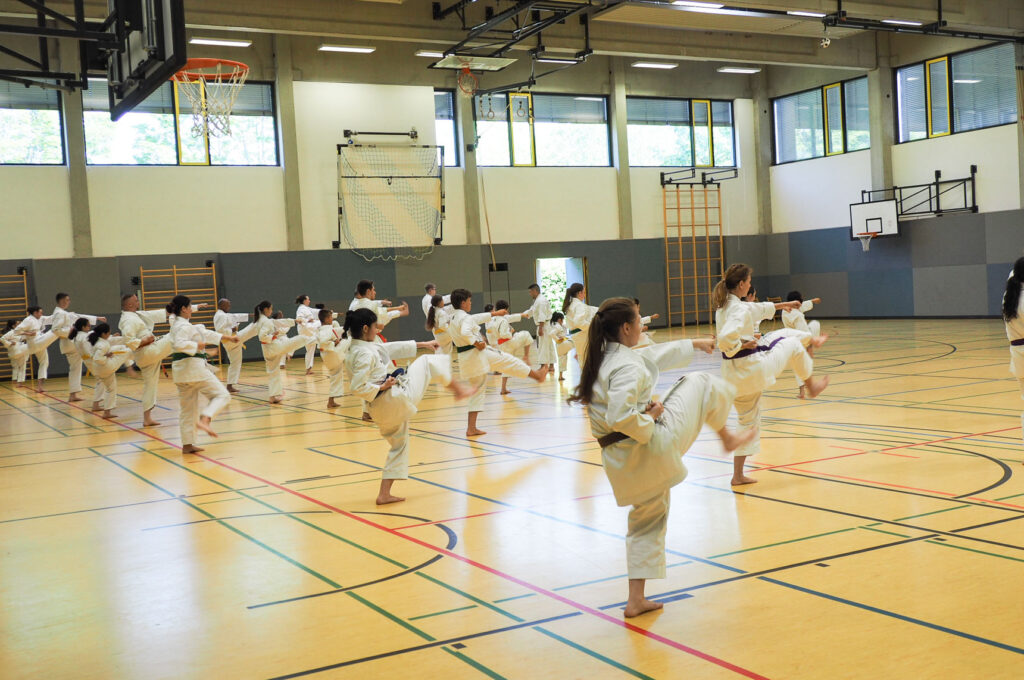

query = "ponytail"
[87,322,110,346]
[712,263,753,311]
[68,317,89,340]
[563,283,584,314]
[425,294,442,331]
[568,297,638,406]
[1003,257,1024,321]
[166,294,190,317]
[255,300,272,320]
[344,307,377,340]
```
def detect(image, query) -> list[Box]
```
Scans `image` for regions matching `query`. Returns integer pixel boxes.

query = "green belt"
[569,328,582,335]
[455,344,475,353]
[170,352,208,362]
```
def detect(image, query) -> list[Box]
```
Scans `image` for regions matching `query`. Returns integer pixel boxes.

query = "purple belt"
[723,336,786,360]
[1011,339,1024,347]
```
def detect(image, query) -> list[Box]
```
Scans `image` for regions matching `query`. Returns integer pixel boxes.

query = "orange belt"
[498,338,510,345]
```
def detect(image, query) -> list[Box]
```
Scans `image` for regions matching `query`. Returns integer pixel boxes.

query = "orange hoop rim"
[173,58,249,81]
[854,233,878,238]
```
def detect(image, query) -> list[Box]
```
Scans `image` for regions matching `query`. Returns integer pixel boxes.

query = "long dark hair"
[296,294,309,305]
[255,300,272,319]
[4,319,17,333]
[166,294,190,317]
[87,322,111,346]
[68,317,90,340]
[425,294,443,331]
[712,263,752,310]
[568,298,638,406]
[1003,257,1024,321]
[563,283,584,313]
[344,308,377,340]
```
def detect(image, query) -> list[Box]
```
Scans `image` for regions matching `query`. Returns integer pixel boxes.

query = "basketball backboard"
[849,199,899,240]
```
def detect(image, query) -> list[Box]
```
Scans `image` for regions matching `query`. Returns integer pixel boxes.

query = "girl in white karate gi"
[714,264,830,486]
[526,283,557,376]
[70,319,105,406]
[425,295,453,355]
[490,299,533,393]
[49,293,105,401]
[568,297,753,618]
[316,308,352,409]
[87,323,132,419]
[254,301,310,404]
[167,295,231,454]
[14,306,57,389]
[780,291,823,398]
[448,288,546,436]
[563,283,599,365]
[2,320,30,384]
[549,312,573,380]
[295,295,321,375]
[345,307,474,504]
[119,294,176,427]
[213,298,258,394]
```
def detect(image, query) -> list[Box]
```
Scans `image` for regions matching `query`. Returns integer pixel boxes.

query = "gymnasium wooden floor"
[1,318,1023,679]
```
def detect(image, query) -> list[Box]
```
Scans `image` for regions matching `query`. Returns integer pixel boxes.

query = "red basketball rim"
[174,58,249,81]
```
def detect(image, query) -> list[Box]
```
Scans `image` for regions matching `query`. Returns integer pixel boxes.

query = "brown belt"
[596,431,631,448]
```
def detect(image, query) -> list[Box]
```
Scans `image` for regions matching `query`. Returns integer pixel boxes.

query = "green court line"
[0,384,103,431]
[345,590,435,641]
[996,492,1024,501]
[708,528,858,558]
[0,397,69,436]
[416,572,525,622]
[534,626,657,680]
[408,604,479,621]
[441,647,507,680]
[857,525,913,538]
[553,561,692,592]
[893,506,970,521]
[492,593,536,603]
[924,539,1024,564]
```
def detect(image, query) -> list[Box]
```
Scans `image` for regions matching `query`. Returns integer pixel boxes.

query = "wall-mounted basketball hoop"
[172,58,249,138]
[855,233,876,252]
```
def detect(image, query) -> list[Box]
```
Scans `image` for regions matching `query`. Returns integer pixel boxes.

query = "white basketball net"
[856,234,875,252]
[173,62,249,137]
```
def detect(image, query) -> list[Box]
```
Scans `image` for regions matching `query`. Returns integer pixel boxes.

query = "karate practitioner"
[526,283,557,376]
[1002,257,1024,448]
[487,299,533,394]
[13,306,57,389]
[714,264,829,486]
[295,294,320,375]
[549,312,573,380]
[167,295,231,454]
[345,307,474,504]
[253,300,309,404]
[421,283,451,318]
[780,291,822,398]
[316,308,351,409]
[448,288,546,436]
[425,294,453,355]
[214,298,258,393]
[119,294,175,427]
[350,280,408,328]
[87,323,132,419]
[563,283,599,365]
[568,297,753,618]
[1,320,30,384]
[49,292,106,401]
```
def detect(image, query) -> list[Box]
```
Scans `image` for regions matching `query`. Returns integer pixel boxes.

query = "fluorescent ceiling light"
[786,11,826,18]
[717,66,761,74]
[882,19,923,26]
[906,77,919,81]
[416,50,445,58]
[954,79,981,84]
[319,44,376,53]
[574,96,604,101]
[536,57,579,64]
[632,61,678,69]
[189,37,252,48]
[672,1,724,7]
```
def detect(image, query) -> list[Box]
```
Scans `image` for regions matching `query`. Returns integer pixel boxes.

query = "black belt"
[723,336,785,360]
[569,328,582,335]
[170,352,208,361]
[373,368,406,400]
[456,344,475,353]
[596,431,631,448]
[1011,339,1024,346]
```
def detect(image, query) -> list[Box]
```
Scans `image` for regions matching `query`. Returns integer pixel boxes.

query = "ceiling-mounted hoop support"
[343,128,419,144]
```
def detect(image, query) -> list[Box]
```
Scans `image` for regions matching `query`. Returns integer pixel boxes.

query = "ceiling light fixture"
[319,44,376,53]
[416,50,445,58]
[953,79,981,84]
[632,61,679,69]
[882,19,923,26]
[189,37,252,48]
[574,96,604,101]
[786,11,827,18]
[672,1,724,7]
[536,57,579,64]
[717,66,761,74]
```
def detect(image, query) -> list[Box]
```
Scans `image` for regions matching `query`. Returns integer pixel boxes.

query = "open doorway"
[535,257,588,308]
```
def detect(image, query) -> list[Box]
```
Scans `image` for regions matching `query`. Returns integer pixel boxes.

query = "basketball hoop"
[457,63,479,97]
[855,233,876,252]
[172,58,249,137]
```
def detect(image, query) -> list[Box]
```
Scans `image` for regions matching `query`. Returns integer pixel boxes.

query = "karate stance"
[448,288,546,436]
[564,283,599,365]
[568,297,753,618]
[214,298,258,394]
[421,283,451,318]
[714,264,829,485]
[119,294,174,427]
[13,306,57,389]
[526,283,557,376]
[781,291,822,399]
[1,320,30,384]
[1002,257,1024,451]
[167,295,231,454]
[295,294,320,375]
[487,299,533,394]
[88,323,132,419]
[254,301,309,404]
[426,294,453,355]
[49,292,105,401]
[345,307,474,504]
[316,308,351,409]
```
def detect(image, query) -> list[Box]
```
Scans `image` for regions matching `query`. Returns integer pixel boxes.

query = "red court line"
[877,426,1020,453]
[27,388,771,680]
[879,452,920,459]
[694,450,871,481]
[830,446,867,452]
[394,509,514,530]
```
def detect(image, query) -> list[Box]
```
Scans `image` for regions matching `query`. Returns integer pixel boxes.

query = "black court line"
[143,510,333,531]
[268,612,583,679]
[952,513,1024,534]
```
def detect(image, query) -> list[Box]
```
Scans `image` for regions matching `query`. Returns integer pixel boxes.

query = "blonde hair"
[711,264,752,310]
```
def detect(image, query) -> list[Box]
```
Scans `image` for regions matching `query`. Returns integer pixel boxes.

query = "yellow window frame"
[925,56,951,138]
[691,99,713,167]
[823,83,845,156]
[507,92,536,167]
[173,79,211,166]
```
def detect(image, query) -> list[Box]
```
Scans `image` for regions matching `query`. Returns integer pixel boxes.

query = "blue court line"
[759,577,1024,656]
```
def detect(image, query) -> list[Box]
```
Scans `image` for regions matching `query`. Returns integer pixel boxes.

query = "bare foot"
[196,416,218,438]
[143,419,161,427]
[101,410,116,420]
[182,445,204,454]
[375,493,406,505]
[326,398,339,408]
[449,381,477,401]
[731,475,758,486]
[810,334,829,350]
[798,385,806,399]
[125,365,138,377]
[69,394,83,402]
[624,599,664,618]
[226,385,240,394]
[269,396,283,404]
[466,428,487,437]
[362,412,373,422]
[557,375,565,382]
[804,375,830,399]
[500,389,511,395]
[305,369,314,376]
[528,368,546,382]
[37,381,46,391]
[91,403,102,412]
[718,428,757,454]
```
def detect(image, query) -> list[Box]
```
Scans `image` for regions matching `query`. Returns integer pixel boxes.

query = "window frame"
[624,95,737,168]
[472,91,613,168]
[433,88,460,167]
[83,79,280,167]
[822,82,845,156]
[0,89,67,166]
[770,74,870,166]
[894,42,1018,144]
[924,56,951,138]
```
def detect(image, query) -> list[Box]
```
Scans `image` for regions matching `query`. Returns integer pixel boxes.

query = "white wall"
[441,169,468,246]
[87,167,287,256]
[0,167,74,259]
[292,81,439,251]
[891,124,1021,214]
[770,150,872,233]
